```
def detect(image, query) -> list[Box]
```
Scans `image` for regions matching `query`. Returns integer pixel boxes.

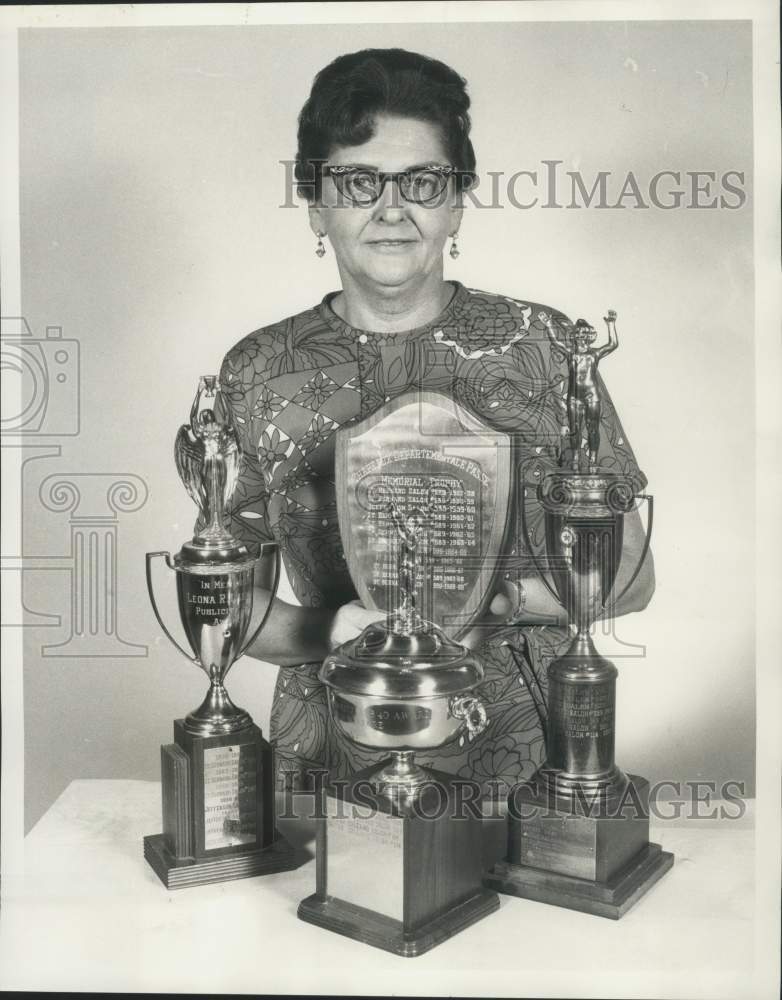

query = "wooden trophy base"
[297,762,500,957]
[298,886,499,959]
[485,773,673,919]
[143,830,298,890]
[144,719,299,890]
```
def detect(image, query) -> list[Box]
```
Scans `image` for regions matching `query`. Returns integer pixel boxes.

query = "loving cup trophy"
[297,391,506,956]
[486,311,674,917]
[143,376,297,888]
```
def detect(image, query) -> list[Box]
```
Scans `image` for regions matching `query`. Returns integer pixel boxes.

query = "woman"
[218,48,654,794]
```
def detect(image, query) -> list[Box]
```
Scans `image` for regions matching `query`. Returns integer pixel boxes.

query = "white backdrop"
[14,17,755,830]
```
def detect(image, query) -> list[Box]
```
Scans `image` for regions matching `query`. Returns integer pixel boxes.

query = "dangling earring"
[315,232,327,258]
[449,233,460,259]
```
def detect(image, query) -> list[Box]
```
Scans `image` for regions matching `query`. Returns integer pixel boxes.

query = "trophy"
[143,376,297,889]
[297,391,508,956]
[485,311,673,918]
[334,390,513,637]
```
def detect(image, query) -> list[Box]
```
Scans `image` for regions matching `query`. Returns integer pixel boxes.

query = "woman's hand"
[328,599,387,650]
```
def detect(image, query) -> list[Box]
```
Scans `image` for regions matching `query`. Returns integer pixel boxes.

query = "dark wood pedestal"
[297,762,499,957]
[485,774,673,919]
[143,719,298,889]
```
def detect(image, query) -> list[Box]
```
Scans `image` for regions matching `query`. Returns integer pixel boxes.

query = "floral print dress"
[218,282,646,796]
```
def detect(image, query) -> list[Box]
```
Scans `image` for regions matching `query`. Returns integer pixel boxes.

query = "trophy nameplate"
[336,390,512,637]
[202,743,258,850]
[324,794,405,920]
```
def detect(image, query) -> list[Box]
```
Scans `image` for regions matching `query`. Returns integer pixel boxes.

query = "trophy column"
[485,470,673,918]
[143,375,298,889]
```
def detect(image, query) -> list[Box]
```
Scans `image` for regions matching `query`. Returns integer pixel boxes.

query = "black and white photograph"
[0,1,779,996]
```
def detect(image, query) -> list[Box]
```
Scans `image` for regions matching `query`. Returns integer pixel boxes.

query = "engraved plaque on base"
[203,743,258,850]
[487,774,673,918]
[513,777,649,882]
[325,796,404,920]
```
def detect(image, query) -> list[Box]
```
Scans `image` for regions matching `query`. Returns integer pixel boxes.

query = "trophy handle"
[236,541,281,660]
[608,493,654,608]
[145,551,199,666]
[449,694,489,737]
[519,484,561,605]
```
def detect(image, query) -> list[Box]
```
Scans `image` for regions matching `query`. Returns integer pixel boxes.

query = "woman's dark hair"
[295,48,476,201]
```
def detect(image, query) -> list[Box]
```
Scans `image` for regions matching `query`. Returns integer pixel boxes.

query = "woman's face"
[309,114,463,292]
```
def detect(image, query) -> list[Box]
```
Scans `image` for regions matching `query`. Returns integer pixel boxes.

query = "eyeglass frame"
[321,163,473,207]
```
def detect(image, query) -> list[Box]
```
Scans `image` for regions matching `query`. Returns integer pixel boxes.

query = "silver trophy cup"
[143,375,297,889]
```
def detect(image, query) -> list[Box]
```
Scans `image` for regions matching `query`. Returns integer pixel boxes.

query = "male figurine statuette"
[540,310,619,473]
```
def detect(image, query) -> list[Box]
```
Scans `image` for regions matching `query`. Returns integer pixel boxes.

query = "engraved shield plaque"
[336,391,512,638]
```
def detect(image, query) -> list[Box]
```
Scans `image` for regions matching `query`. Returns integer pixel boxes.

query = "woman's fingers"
[328,601,386,649]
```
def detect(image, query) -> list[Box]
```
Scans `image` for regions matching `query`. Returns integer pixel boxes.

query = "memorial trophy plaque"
[143,376,297,889]
[297,391,509,956]
[336,390,512,638]
[485,311,673,918]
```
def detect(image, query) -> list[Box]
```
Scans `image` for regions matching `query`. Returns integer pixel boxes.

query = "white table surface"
[0,780,758,998]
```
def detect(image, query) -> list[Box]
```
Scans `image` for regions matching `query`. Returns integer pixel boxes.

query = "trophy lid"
[319,618,484,699]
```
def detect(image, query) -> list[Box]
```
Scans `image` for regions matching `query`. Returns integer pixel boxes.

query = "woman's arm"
[243,557,386,666]
[522,504,655,618]
[242,591,337,667]
[609,503,656,614]
[461,504,655,649]
[242,592,386,667]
